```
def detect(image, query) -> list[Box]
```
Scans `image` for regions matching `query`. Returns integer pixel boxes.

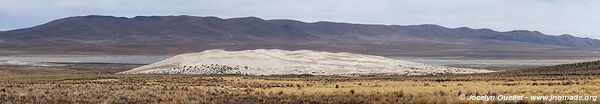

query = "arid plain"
[1,58,599,103]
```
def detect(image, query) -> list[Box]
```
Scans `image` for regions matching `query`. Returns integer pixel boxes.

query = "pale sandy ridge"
[119,49,493,75]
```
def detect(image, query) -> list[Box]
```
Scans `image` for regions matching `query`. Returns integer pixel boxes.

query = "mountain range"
[0,15,599,57]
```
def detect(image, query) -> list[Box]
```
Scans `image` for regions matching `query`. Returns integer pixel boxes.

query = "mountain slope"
[0,15,599,57]
[490,60,600,76]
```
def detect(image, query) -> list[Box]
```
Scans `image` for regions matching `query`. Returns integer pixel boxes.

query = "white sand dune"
[119,49,493,75]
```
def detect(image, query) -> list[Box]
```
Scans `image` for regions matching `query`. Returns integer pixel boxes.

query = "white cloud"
[0,0,599,38]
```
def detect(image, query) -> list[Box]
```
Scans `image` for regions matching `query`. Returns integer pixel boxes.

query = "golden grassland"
[0,63,599,104]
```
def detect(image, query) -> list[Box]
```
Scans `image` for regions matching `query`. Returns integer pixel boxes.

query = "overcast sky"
[1,0,599,39]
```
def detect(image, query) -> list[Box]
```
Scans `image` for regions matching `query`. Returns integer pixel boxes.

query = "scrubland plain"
[0,62,599,104]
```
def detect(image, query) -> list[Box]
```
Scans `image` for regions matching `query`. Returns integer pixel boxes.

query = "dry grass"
[1,75,599,103]
[0,63,599,103]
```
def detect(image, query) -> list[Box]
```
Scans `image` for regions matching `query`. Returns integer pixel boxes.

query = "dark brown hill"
[0,15,599,57]
[512,60,600,75]
[461,60,600,80]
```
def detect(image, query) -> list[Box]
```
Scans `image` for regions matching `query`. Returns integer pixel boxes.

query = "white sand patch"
[119,49,492,75]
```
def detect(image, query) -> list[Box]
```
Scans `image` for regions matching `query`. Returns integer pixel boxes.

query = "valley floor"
[0,64,599,103]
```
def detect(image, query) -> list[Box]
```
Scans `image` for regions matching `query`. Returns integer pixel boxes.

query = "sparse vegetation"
[0,62,599,103]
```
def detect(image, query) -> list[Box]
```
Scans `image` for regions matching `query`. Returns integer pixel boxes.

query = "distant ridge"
[0,15,599,57]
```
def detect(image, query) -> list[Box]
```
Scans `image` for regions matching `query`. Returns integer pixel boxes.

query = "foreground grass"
[0,64,599,103]
[1,74,599,103]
